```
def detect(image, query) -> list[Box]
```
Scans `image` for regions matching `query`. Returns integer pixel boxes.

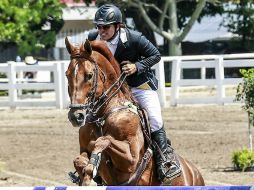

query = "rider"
[88,4,181,182]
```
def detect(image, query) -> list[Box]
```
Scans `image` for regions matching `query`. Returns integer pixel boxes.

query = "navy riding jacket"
[88,28,161,90]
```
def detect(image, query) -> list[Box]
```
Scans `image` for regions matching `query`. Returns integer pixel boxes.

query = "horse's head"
[65,37,106,127]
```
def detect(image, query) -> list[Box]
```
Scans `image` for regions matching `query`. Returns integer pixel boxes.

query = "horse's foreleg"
[82,135,138,185]
[81,136,111,185]
[73,152,89,185]
[103,136,139,172]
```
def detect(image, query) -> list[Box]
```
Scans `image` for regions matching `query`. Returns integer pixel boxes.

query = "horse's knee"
[73,155,89,171]
[81,164,94,186]
[83,164,93,176]
[93,137,111,152]
[127,157,139,172]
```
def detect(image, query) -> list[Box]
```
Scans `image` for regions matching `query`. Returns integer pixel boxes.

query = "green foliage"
[0,0,64,55]
[0,90,8,96]
[73,0,92,6]
[223,1,254,46]
[177,1,223,29]
[232,149,254,171]
[0,72,7,78]
[165,82,171,87]
[235,68,254,120]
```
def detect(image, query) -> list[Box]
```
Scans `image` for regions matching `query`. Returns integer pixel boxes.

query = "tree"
[222,0,254,47]
[233,68,254,171]
[126,0,223,56]
[91,0,222,56]
[236,68,254,151]
[0,0,64,55]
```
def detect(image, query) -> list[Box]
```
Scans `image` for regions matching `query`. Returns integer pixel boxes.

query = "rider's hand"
[121,61,137,76]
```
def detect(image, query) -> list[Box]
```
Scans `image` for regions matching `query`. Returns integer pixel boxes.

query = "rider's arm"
[134,35,161,75]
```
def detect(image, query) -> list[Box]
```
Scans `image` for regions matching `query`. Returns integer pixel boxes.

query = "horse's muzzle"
[68,109,87,127]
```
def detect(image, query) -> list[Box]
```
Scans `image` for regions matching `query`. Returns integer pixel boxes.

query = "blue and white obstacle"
[0,186,253,190]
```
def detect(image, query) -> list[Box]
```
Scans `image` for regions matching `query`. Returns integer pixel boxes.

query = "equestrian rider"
[88,4,181,182]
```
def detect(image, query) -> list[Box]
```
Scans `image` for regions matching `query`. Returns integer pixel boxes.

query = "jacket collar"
[119,28,127,44]
[115,28,129,58]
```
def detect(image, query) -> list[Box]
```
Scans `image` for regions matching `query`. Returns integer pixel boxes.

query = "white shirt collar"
[119,28,127,43]
[96,28,127,44]
[96,31,119,44]
[95,28,127,55]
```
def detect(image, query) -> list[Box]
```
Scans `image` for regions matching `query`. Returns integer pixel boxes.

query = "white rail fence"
[0,53,254,109]
[0,61,69,109]
[155,53,254,107]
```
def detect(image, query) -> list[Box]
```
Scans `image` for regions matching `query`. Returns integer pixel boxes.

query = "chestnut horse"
[65,37,205,186]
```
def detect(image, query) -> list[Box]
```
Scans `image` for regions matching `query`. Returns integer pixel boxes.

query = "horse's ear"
[84,39,92,56]
[65,36,73,54]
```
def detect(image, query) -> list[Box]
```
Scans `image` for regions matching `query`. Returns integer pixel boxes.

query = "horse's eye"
[85,73,93,81]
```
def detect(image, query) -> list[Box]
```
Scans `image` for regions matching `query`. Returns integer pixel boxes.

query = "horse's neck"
[90,41,133,102]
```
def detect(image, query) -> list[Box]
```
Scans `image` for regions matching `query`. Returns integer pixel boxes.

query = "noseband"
[68,54,127,116]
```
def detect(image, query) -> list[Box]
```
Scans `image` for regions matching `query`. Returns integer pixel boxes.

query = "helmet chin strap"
[107,24,119,42]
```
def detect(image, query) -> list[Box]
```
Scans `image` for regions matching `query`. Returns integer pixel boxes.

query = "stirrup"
[163,162,181,181]
[68,171,80,184]
[158,152,181,181]
[158,160,181,181]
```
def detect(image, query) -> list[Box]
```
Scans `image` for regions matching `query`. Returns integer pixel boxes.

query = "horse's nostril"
[68,110,86,127]
[76,113,84,122]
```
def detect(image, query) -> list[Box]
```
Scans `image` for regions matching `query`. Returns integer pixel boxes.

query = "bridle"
[68,54,127,118]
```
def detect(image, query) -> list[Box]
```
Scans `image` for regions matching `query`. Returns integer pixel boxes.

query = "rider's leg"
[151,127,181,181]
[131,88,181,182]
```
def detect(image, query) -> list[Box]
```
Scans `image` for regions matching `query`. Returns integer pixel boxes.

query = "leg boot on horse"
[151,127,181,182]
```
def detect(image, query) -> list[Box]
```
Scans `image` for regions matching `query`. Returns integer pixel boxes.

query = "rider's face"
[97,24,118,41]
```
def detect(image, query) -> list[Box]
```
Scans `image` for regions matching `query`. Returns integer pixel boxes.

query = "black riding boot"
[151,127,181,182]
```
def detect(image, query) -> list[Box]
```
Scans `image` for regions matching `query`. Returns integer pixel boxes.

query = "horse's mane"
[90,40,133,101]
[90,40,121,76]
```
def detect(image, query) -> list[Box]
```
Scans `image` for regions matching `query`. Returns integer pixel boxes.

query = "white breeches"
[131,88,163,133]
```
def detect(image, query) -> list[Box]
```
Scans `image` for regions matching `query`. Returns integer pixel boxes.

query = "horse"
[65,37,205,186]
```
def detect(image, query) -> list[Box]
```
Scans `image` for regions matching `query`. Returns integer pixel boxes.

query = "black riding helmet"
[94,4,122,25]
